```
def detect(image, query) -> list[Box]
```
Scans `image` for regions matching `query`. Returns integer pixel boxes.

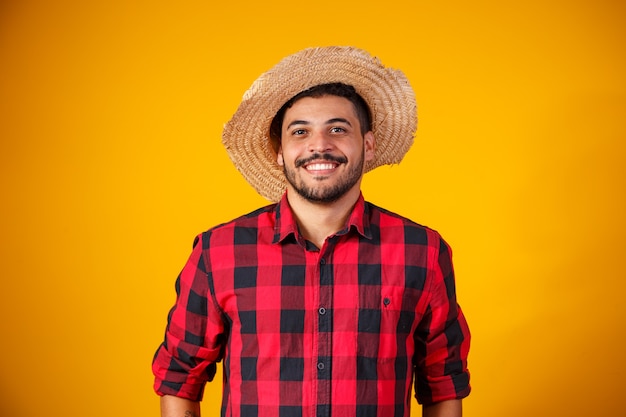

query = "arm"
[160,395,201,417]
[423,399,462,417]
[152,233,226,402]
[414,235,471,405]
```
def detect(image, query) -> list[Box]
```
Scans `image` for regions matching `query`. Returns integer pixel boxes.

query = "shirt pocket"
[356,286,412,361]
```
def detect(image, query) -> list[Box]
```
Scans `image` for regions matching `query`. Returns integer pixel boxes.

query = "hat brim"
[222,46,417,203]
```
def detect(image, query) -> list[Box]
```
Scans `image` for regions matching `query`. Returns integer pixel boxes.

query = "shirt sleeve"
[413,234,471,405]
[152,232,227,401]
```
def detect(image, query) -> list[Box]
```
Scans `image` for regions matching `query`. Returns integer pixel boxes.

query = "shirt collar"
[272,192,372,244]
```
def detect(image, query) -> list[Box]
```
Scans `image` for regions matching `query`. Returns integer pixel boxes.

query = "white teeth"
[306,163,335,171]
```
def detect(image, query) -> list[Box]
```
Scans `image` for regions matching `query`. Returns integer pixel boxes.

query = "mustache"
[295,153,348,168]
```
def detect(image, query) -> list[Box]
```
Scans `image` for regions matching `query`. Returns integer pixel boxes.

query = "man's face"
[277,95,375,204]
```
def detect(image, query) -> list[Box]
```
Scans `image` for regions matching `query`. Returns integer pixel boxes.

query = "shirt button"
[320,258,326,265]
[317,362,325,370]
[318,307,326,315]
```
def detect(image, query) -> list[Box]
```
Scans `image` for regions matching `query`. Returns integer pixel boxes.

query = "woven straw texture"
[222,46,417,202]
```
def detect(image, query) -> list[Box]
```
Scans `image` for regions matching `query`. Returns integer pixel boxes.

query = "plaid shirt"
[152,194,470,416]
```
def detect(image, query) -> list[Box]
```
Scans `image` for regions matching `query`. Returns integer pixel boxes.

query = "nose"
[308,130,332,153]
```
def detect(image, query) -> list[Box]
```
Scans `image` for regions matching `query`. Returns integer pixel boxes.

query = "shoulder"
[365,201,444,245]
[194,203,278,247]
[364,202,453,258]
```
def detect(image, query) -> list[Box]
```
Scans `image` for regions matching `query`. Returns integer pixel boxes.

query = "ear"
[276,147,284,166]
[364,131,375,162]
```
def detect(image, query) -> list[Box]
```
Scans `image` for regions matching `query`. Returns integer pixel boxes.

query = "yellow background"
[1,0,624,415]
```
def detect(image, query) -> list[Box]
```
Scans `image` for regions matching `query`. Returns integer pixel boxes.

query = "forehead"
[283,95,358,121]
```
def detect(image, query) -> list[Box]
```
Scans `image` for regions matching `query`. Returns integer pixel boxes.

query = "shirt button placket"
[317,254,332,416]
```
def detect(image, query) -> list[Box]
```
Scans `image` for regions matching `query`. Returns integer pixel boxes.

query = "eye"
[329,126,346,133]
[290,128,307,136]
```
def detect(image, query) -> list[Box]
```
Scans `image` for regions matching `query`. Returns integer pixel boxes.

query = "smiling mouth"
[295,153,348,171]
[304,162,338,173]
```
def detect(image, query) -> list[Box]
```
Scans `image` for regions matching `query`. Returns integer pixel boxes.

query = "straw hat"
[222,46,417,202]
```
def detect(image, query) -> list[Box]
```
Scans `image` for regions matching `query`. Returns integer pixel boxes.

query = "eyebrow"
[286,118,353,130]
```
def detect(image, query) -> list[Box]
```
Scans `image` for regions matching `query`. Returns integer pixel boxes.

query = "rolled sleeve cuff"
[416,371,471,405]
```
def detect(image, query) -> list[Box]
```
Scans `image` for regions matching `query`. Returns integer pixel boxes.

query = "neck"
[286,187,361,249]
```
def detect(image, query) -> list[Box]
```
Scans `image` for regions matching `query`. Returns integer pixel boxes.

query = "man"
[153,46,470,417]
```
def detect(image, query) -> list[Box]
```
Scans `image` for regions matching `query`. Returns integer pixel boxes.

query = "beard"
[283,151,364,204]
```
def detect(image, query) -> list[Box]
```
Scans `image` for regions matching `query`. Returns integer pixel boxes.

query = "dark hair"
[269,83,372,152]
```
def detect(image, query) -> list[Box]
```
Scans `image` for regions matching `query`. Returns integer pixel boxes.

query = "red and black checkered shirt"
[152,194,470,416]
